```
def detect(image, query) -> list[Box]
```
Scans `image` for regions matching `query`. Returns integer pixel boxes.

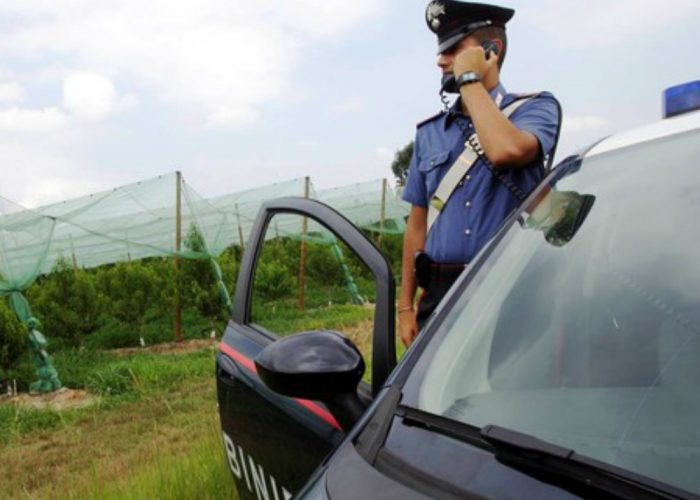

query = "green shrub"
[0,299,26,374]
[96,261,163,330]
[179,225,223,320]
[27,258,104,346]
[85,317,138,349]
[254,259,295,301]
[86,365,134,396]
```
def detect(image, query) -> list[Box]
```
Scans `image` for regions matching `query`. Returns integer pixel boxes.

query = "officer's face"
[437,36,479,74]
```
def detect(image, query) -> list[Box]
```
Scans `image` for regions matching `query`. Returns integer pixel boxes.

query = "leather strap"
[427,95,536,233]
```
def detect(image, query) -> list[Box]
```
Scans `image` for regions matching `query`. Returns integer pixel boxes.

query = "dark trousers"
[416,267,463,331]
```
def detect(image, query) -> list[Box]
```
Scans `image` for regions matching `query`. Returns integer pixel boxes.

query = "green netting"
[0,172,409,392]
[317,179,409,235]
[1,173,409,295]
[1,172,409,302]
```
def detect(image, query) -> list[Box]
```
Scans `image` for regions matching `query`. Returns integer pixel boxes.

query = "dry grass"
[0,359,234,499]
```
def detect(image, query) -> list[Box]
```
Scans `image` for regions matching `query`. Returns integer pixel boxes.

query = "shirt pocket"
[418,151,450,197]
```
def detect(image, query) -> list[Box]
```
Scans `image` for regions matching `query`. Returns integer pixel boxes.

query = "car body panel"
[217,197,396,499]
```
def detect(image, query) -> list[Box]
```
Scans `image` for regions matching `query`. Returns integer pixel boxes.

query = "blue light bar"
[664,81,700,118]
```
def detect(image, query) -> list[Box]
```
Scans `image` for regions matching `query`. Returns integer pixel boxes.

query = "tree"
[391,141,414,186]
[0,299,25,374]
[28,258,104,346]
[180,224,225,320]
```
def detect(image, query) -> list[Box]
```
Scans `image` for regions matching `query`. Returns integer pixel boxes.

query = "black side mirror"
[255,330,367,431]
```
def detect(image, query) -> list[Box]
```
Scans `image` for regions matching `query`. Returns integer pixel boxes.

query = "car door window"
[250,212,376,381]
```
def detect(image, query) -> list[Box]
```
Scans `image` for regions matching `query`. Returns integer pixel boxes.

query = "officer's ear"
[492,39,504,59]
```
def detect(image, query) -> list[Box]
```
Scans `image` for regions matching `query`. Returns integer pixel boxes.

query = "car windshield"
[402,125,700,496]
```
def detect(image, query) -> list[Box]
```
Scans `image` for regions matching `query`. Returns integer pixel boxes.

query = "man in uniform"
[399,0,561,346]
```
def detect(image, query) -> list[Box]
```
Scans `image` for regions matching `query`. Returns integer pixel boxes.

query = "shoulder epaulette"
[416,111,445,129]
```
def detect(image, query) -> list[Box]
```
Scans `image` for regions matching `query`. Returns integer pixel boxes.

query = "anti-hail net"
[0,173,408,297]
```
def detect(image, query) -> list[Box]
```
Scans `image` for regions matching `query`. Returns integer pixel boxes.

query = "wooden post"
[235,203,245,251]
[174,171,183,342]
[378,178,388,246]
[298,176,310,310]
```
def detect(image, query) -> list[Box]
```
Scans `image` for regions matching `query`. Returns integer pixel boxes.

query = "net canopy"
[317,179,408,235]
[0,172,408,392]
[0,173,408,301]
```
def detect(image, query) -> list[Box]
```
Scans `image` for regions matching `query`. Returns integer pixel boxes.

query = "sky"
[0,0,699,207]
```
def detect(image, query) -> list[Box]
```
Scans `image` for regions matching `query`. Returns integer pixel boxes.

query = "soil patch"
[5,387,98,411]
[112,338,216,357]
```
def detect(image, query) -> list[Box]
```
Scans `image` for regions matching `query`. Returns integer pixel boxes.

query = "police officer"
[399,0,561,346]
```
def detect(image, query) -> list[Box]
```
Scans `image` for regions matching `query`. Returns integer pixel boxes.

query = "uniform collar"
[444,81,508,129]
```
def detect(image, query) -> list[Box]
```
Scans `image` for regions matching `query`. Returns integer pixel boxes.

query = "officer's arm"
[400,206,427,310]
[461,83,540,168]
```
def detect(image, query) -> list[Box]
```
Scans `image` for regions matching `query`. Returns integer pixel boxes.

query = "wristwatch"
[455,71,481,88]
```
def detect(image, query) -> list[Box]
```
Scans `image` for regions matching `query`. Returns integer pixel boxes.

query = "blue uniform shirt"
[403,82,560,264]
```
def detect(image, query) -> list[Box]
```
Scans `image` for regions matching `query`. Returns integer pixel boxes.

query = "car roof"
[586,109,700,158]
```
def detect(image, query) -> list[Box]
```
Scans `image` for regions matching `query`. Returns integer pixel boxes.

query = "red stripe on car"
[219,342,342,431]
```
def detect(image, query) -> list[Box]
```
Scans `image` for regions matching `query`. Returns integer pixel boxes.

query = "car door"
[217,197,396,500]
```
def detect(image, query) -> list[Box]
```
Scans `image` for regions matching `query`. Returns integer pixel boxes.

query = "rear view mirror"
[255,330,367,430]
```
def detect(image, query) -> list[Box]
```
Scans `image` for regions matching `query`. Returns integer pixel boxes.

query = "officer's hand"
[399,310,419,347]
[453,45,498,80]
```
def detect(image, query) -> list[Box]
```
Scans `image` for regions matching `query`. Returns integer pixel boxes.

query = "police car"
[216,81,700,499]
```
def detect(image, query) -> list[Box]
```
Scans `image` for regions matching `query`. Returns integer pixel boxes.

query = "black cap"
[426,1,514,54]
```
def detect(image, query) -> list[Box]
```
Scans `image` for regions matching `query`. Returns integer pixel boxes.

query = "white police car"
[217,81,700,499]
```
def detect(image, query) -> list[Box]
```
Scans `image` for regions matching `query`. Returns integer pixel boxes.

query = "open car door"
[217,197,395,500]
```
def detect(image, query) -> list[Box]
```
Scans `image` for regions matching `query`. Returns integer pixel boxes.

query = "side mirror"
[255,330,367,431]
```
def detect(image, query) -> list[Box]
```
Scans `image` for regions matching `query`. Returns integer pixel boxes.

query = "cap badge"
[427,2,446,30]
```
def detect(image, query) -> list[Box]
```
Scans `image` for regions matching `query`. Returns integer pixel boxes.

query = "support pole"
[174,171,183,342]
[378,178,387,246]
[298,176,310,310]
[235,203,245,251]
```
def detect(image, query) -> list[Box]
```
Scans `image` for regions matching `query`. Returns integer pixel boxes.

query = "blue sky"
[0,0,699,207]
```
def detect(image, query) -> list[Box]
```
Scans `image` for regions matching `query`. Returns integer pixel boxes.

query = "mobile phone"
[441,73,458,94]
[481,40,499,60]
[440,41,500,94]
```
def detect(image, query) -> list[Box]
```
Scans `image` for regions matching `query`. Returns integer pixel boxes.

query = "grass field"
[0,301,388,499]
[0,347,236,499]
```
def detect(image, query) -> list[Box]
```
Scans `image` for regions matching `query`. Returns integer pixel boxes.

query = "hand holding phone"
[441,41,499,94]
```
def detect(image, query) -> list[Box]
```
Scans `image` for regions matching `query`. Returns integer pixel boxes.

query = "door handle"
[217,353,241,380]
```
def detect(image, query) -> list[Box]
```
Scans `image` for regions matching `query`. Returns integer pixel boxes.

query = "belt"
[414,252,466,290]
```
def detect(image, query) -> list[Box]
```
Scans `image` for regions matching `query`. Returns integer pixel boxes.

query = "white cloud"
[0,0,385,128]
[0,73,133,133]
[275,0,385,38]
[0,107,67,132]
[0,83,25,104]
[0,134,100,207]
[520,0,700,48]
[62,72,135,122]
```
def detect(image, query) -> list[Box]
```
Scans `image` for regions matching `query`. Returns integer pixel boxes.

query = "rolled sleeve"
[401,136,428,207]
[511,93,561,159]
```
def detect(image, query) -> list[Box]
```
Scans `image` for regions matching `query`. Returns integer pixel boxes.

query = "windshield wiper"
[480,425,690,499]
[397,405,492,451]
[398,407,689,499]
